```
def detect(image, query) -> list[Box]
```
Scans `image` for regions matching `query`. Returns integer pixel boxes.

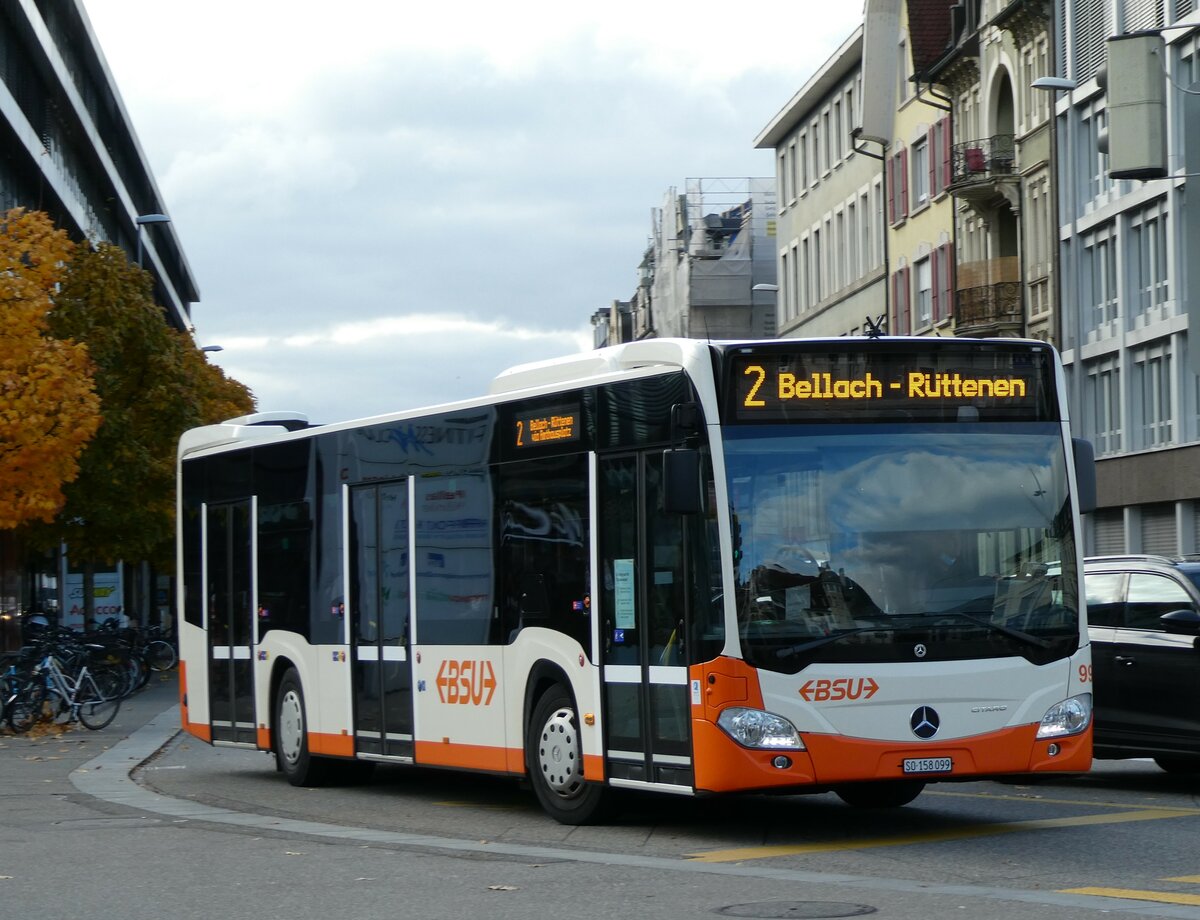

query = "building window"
[1085,357,1122,455]
[832,98,842,168]
[1130,200,1169,320]
[911,136,930,208]
[914,258,933,327]
[1084,227,1119,331]
[801,235,811,312]
[847,199,858,283]
[1133,342,1173,447]
[1081,104,1113,204]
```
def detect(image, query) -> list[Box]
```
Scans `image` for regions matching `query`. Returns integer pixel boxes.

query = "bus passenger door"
[599,454,693,790]
[206,500,256,745]
[350,482,413,759]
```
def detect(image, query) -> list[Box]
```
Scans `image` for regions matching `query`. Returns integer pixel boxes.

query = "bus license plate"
[903,757,952,774]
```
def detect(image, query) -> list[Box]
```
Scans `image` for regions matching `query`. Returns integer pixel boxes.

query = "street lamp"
[135,213,171,268]
[1031,76,1081,435]
[200,345,224,354]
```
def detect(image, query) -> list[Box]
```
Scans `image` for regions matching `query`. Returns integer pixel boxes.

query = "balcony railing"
[950,135,1016,187]
[954,282,1023,332]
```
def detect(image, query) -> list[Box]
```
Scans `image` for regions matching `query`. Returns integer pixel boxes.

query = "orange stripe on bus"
[184,721,212,743]
[256,726,271,750]
[692,718,817,793]
[692,716,1091,793]
[802,723,1092,783]
[309,732,356,758]
[583,753,604,782]
[414,739,517,774]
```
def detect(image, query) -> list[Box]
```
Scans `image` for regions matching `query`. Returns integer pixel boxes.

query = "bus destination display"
[514,404,580,448]
[728,347,1053,422]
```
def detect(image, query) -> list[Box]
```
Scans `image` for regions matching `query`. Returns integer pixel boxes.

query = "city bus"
[176,337,1096,824]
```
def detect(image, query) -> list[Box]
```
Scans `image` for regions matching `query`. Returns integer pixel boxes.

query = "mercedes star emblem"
[911,705,940,739]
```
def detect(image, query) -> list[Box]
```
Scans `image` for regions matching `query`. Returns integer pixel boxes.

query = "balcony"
[954,258,1024,337]
[948,135,1019,208]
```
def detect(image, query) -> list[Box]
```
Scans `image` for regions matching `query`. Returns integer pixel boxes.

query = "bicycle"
[6,645,122,732]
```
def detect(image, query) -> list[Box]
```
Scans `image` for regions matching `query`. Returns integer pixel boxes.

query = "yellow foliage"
[0,209,101,529]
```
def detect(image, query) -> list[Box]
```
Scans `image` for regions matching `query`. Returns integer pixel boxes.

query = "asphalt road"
[4,675,1200,920]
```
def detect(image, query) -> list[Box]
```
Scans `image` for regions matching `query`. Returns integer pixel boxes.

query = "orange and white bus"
[176,337,1096,823]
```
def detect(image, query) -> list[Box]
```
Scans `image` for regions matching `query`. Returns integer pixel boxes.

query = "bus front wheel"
[527,686,610,825]
[275,669,333,786]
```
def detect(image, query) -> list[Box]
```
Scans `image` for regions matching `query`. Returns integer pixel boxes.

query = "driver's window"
[1125,574,1193,630]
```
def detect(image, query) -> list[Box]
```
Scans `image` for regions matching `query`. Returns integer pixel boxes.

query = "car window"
[1125,573,1195,630]
[1084,572,1124,627]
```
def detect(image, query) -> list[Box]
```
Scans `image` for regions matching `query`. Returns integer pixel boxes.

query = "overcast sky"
[83,1,865,424]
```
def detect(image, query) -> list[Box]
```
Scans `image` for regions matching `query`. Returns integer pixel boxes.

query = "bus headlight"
[1036,693,1092,739]
[717,707,804,750]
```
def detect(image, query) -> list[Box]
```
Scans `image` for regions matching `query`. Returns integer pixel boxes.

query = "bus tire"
[275,668,333,786]
[834,780,925,808]
[527,686,610,825]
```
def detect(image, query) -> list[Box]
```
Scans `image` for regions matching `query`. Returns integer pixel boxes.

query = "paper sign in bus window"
[614,558,636,629]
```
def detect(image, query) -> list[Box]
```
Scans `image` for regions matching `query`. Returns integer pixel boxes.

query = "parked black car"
[1085,554,1200,773]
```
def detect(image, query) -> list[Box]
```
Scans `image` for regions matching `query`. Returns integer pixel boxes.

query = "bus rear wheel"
[527,686,610,825]
[834,780,925,808]
[275,669,333,786]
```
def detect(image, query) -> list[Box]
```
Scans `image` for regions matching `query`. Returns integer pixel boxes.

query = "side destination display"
[726,344,1057,423]
[514,403,580,448]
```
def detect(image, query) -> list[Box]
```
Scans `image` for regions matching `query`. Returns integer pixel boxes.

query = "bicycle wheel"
[144,639,177,671]
[7,681,49,733]
[76,671,120,730]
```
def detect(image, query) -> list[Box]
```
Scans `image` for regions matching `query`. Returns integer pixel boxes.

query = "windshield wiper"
[936,611,1054,650]
[773,611,1054,661]
[775,624,897,660]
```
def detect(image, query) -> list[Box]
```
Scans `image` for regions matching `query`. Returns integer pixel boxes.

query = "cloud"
[85,0,866,422]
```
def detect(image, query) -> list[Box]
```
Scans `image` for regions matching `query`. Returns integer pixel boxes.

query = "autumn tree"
[0,209,100,528]
[28,241,253,624]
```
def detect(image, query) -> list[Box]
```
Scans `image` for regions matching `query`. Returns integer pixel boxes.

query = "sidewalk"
[0,670,179,802]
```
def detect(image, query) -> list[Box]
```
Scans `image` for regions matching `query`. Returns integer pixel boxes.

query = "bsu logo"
[435,659,497,706]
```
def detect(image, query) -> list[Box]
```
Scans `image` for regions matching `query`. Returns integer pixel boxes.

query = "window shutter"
[927,126,938,197]
[899,147,910,220]
[940,241,956,319]
[887,154,896,225]
[940,116,953,190]
[903,266,912,333]
[931,247,941,321]
[891,271,901,332]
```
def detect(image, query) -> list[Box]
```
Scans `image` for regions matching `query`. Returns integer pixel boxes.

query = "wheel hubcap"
[279,690,303,765]
[538,706,583,797]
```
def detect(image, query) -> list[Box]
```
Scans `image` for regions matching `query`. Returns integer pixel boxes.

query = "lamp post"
[135,213,171,268]
[1032,76,1081,436]
[752,283,779,338]
[200,345,224,354]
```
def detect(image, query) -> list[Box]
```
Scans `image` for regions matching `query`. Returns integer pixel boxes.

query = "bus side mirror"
[662,448,701,514]
[1072,438,1097,514]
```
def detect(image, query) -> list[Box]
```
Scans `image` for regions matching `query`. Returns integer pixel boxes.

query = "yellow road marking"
[926,787,1200,813]
[1164,876,1200,883]
[1062,887,1200,907]
[686,808,1198,863]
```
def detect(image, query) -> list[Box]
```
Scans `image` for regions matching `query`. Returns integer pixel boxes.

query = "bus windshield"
[725,422,1080,672]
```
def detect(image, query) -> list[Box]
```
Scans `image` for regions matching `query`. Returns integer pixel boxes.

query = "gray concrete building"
[0,0,200,643]
[1054,0,1200,554]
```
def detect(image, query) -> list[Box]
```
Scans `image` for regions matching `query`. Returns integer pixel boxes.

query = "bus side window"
[495,454,591,653]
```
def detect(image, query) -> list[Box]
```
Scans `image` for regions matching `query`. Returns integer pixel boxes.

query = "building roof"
[907,0,957,77]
